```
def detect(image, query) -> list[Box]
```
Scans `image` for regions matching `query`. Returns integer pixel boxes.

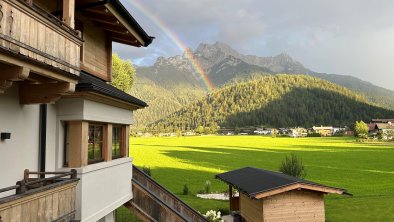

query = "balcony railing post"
[16,180,26,194]
[24,169,30,181]
[70,169,77,179]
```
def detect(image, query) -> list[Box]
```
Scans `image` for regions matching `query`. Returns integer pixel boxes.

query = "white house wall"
[0,85,40,197]
[57,98,133,124]
[75,158,133,222]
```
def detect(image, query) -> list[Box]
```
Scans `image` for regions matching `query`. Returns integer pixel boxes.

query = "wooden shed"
[216,167,350,222]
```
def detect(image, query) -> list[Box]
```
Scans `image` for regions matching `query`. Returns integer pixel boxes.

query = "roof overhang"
[252,182,348,199]
[74,0,154,47]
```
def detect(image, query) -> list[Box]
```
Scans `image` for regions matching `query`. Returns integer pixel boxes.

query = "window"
[112,126,123,159]
[64,122,70,167]
[88,124,104,164]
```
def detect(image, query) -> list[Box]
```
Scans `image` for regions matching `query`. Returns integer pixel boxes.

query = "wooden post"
[68,121,88,168]
[24,169,30,181]
[63,0,75,28]
[103,124,112,161]
[16,180,26,194]
[70,169,77,179]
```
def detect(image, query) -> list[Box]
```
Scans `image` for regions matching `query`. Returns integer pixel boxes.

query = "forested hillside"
[147,75,394,132]
[129,77,206,131]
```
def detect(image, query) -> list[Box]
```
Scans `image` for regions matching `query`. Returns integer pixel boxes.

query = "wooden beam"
[63,0,75,28]
[19,82,75,104]
[0,66,30,81]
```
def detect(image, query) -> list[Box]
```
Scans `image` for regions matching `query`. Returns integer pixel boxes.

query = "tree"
[354,121,369,138]
[279,154,306,179]
[111,53,136,92]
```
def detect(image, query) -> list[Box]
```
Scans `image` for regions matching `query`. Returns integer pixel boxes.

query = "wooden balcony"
[0,170,79,222]
[0,0,82,76]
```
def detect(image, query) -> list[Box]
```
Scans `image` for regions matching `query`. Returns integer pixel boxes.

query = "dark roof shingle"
[76,72,147,108]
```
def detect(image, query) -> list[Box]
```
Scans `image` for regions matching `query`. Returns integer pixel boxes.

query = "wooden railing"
[0,169,79,222]
[0,0,82,75]
[127,166,208,222]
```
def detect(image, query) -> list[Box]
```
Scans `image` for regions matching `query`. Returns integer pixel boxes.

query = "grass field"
[130,136,394,221]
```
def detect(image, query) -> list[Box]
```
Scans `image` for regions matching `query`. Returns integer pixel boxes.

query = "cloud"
[118,0,394,90]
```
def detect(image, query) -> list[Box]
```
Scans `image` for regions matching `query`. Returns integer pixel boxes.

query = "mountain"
[148,75,394,132]
[135,42,394,111]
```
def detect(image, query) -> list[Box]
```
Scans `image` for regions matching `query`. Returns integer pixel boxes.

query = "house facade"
[0,0,152,221]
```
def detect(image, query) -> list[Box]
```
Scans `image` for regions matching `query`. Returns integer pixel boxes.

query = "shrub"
[203,210,223,222]
[204,180,211,194]
[141,166,151,176]
[183,184,189,195]
[279,154,306,179]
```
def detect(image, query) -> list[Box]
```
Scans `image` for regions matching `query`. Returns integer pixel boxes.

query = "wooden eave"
[79,4,146,47]
[252,183,347,199]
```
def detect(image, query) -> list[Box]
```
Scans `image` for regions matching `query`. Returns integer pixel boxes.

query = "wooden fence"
[128,166,209,222]
[0,170,79,222]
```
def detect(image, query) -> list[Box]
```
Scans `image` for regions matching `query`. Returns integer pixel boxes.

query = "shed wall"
[240,193,263,222]
[262,190,325,222]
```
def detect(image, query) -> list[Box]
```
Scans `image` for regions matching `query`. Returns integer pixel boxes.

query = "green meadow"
[130,136,394,221]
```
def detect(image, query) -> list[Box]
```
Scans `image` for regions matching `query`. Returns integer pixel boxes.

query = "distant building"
[310,126,334,136]
[254,128,272,135]
[288,127,308,137]
[216,167,349,222]
[373,122,394,139]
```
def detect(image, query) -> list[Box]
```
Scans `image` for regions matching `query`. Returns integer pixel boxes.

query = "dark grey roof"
[216,167,348,197]
[76,72,147,108]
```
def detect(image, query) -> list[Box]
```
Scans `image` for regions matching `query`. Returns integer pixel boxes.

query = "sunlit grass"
[130,136,394,221]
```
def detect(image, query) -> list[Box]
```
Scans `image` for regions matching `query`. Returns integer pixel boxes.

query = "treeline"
[146,75,394,133]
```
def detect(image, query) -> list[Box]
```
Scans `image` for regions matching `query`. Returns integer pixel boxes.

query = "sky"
[113,0,394,91]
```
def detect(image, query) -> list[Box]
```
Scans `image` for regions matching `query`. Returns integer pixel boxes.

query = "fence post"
[16,180,26,194]
[24,169,29,181]
[70,169,77,179]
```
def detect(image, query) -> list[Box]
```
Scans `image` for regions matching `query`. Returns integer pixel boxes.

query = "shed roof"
[76,72,147,109]
[216,167,349,199]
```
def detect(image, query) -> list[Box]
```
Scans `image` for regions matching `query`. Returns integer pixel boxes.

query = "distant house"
[183,131,196,136]
[374,123,394,139]
[310,126,334,136]
[254,128,272,135]
[288,127,308,137]
[216,167,349,222]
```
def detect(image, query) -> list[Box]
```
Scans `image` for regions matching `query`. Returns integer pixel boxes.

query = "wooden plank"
[45,194,53,221]
[52,192,59,220]
[37,197,46,222]
[10,205,22,222]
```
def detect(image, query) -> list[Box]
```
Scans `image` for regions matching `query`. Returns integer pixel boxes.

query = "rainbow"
[126,0,215,91]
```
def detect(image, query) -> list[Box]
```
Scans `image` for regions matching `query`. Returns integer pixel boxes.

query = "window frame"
[88,123,105,164]
[112,125,123,159]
